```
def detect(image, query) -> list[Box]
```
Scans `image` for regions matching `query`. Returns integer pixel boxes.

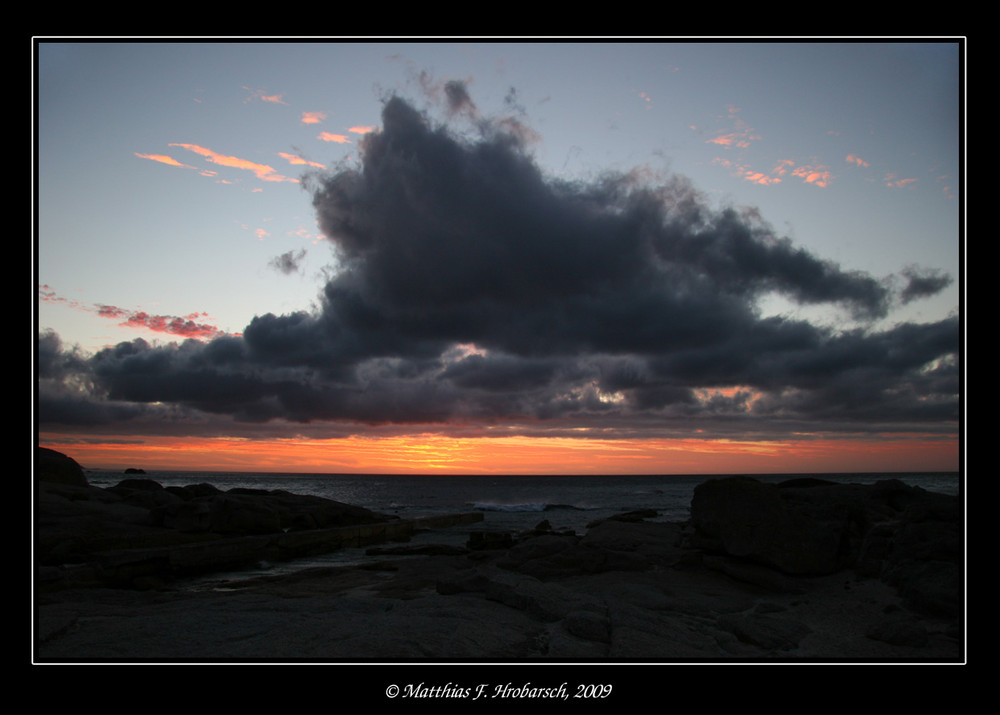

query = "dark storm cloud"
[268,248,307,275]
[899,265,954,304]
[443,79,476,116]
[37,86,959,438]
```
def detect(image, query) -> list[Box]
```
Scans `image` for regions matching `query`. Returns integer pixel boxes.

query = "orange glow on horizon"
[37,431,960,476]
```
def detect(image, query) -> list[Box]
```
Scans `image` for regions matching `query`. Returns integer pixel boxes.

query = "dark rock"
[366,544,468,556]
[582,519,680,550]
[152,500,214,532]
[36,448,88,487]
[227,488,387,531]
[776,477,838,488]
[519,519,576,540]
[467,530,515,550]
[206,494,283,535]
[702,555,807,594]
[123,468,146,475]
[164,483,222,501]
[564,610,611,643]
[586,509,659,529]
[436,572,492,595]
[36,473,400,589]
[886,560,962,618]
[690,477,847,574]
[855,523,896,577]
[717,611,813,651]
[108,479,182,510]
[112,478,162,491]
[866,613,930,647]
[689,476,963,617]
[498,526,659,580]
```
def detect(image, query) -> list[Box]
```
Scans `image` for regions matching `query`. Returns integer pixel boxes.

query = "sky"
[34,40,963,475]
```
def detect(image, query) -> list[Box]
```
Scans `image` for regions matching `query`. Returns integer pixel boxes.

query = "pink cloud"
[706,111,759,150]
[846,154,870,168]
[40,286,239,341]
[792,165,833,187]
[113,310,235,340]
[884,172,918,189]
[712,158,784,186]
[772,159,795,177]
[135,152,191,168]
[318,132,351,144]
[38,284,84,311]
[169,143,297,183]
[707,132,753,149]
[278,152,325,169]
[98,304,238,340]
[301,111,327,124]
[742,172,782,186]
[243,86,287,105]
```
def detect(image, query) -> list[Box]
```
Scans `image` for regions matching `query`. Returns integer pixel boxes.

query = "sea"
[81,470,962,588]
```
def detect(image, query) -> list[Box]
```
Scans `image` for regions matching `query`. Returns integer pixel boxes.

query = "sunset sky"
[35,40,963,475]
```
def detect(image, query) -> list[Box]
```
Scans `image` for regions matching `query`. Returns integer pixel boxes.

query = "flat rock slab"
[35,549,962,662]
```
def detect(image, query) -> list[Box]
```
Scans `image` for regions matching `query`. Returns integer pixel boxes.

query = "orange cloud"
[772,159,795,176]
[169,143,297,183]
[791,165,833,187]
[846,154,870,168]
[38,284,85,311]
[318,132,351,144]
[349,126,375,135]
[706,113,759,150]
[707,132,752,148]
[243,86,287,105]
[742,172,782,186]
[134,152,191,168]
[96,305,236,340]
[40,285,238,341]
[712,158,783,186]
[278,152,325,169]
[884,172,918,189]
[301,111,326,124]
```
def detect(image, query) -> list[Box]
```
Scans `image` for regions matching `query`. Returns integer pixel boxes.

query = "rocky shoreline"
[34,448,964,662]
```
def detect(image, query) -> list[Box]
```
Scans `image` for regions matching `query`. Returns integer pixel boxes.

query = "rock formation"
[34,448,476,589]
[34,451,963,661]
[688,476,962,617]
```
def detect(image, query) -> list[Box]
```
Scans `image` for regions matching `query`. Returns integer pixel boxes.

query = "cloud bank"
[38,87,959,442]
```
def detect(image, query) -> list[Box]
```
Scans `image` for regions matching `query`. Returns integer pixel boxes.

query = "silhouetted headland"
[35,448,962,661]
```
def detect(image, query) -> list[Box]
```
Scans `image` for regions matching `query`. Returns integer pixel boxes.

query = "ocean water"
[81,470,961,587]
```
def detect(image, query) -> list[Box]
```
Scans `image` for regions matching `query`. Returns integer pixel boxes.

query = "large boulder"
[688,476,963,616]
[107,479,183,510]
[36,448,88,487]
[147,487,391,535]
[689,477,850,574]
